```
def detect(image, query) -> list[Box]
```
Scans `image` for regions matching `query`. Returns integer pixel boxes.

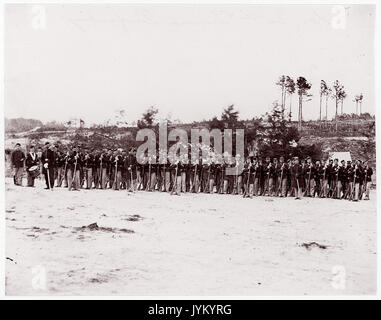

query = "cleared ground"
[5,178,377,296]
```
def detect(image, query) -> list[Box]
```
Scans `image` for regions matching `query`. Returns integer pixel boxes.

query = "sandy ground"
[5,177,377,296]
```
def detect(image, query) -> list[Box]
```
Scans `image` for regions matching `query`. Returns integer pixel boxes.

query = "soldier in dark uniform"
[363,162,373,200]
[358,160,365,200]
[189,158,200,193]
[224,156,234,194]
[42,142,56,190]
[105,149,113,189]
[337,160,347,199]
[286,158,293,197]
[242,157,253,198]
[209,158,218,193]
[179,155,188,193]
[141,160,148,191]
[111,150,123,190]
[92,150,100,189]
[83,149,94,189]
[313,160,323,197]
[11,143,25,186]
[321,159,331,198]
[55,150,65,187]
[124,148,136,192]
[66,146,81,191]
[329,159,339,198]
[163,157,171,192]
[291,156,303,200]
[262,157,272,196]
[156,160,163,192]
[277,157,288,197]
[352,160,363,201]
[25,145,39,187]
[170,159,181,196]
[120,149,128,190]
[253,157,262,196]
[344,161,354,199]
[303,157,314,197]
[270,158,278,196]
[98,149,108,189]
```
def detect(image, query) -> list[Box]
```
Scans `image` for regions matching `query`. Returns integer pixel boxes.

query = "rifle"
[198,165,203,193]
[361,168,368,199]
[351,167,357,200]
[303,165,312,197]
[243,163,251,198]
[72,156,78,189]
[206,164,211,193]
[63,155,68,183]
[319,166,326,197]
[219,164,225,194]
[277,164,284,196]
[171,163,179,195]
[192,164,198,193]
[163,163,166,192]
[129,166,134,192]
[263,165,270,196]
[146,162,151,191]
[334,168,339,198]
[252,170,257,197]
[232,164,238,195]
[137,166,143,190]
[99,155,103,189]
[113,156,118,189]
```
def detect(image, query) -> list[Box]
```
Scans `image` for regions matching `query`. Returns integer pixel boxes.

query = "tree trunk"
[325,95,328,120]
[335,97,338,132]
[360,101,362,114]
[341,100,343,115]
[289,94,292,122]
[319,93,322,121]
[298,94,302,131]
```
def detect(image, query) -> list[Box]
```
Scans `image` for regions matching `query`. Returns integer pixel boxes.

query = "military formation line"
[10,141,373,201]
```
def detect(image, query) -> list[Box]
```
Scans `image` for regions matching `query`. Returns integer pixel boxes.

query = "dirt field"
[5,177,377,296]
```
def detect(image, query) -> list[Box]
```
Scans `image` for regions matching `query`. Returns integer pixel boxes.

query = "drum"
[28,165,40,178]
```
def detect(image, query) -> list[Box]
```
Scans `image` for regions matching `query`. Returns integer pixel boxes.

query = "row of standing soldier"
[12,142,373,201]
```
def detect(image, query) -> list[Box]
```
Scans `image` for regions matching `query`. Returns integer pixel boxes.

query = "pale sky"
[4,4,375,125]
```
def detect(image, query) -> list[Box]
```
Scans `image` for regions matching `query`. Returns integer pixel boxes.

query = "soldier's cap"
[341,160,345,163]
[306,156,311,160]
[30,145,35,148]
[45,142,50,145]
[15,143,21,147]
[279,156,284,160]
[334,158,339,161]
[329,159,333,162]
[347,160,351,163]
[265,156,270,160]
[293,156,299,160]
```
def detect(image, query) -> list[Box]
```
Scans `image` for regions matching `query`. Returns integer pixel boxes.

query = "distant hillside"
[5,118,43,133]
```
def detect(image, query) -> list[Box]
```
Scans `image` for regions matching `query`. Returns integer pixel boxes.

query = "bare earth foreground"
[5,178,377,296]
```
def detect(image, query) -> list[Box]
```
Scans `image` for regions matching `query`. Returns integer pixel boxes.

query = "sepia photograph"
[2,2,378,298]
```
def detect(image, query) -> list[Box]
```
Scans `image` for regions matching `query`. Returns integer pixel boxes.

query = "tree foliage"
[137,107,159,129]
